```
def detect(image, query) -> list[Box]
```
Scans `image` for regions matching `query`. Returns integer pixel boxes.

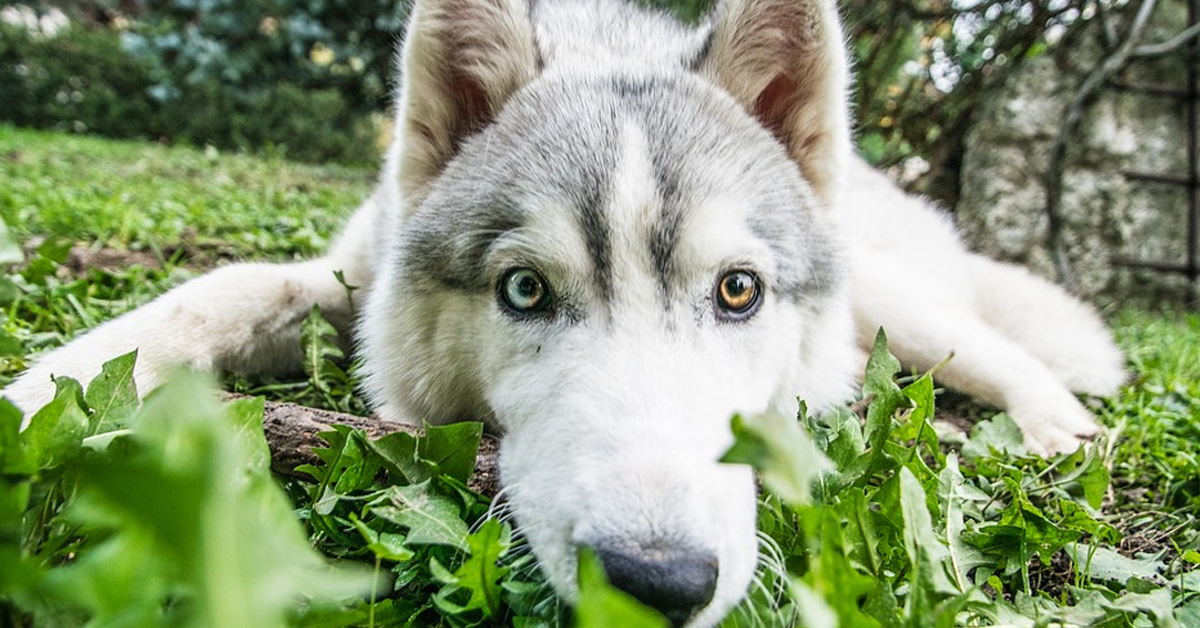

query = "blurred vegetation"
[1,0,1121,190]
[0,1,390,165]
[843,0,1103,205]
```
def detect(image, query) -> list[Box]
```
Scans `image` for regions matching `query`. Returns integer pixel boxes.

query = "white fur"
[2,0,1124,624]
[841,159,1125,456]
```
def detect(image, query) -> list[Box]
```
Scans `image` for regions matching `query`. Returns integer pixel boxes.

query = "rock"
[956,7,1193,303]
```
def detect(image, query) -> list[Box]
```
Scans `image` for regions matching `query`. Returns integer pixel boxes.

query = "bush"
[0,21,380,165]
[120,0,407,115]
[159,80,380,165]
[0,23,164,137]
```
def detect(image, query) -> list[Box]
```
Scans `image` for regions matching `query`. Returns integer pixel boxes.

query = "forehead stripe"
[575,169,613,297]
[650,150,684,302]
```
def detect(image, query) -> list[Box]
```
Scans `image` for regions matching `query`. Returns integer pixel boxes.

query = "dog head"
[360,0,856,624]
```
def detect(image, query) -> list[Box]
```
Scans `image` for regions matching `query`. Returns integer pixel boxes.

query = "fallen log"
[259,399,502,497]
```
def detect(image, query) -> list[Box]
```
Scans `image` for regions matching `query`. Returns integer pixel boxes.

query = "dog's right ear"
[700,0,851,207]
[390,0,538,212]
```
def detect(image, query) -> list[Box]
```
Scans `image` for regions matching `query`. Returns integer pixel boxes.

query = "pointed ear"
[392,0,538,210]
[700,0,851,206]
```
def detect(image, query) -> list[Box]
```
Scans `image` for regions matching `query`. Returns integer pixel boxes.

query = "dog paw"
[1007,394,1102,457]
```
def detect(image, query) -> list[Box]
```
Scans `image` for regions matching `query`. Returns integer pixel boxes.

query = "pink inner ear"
[752,72,799,146]
[451,75,492,148]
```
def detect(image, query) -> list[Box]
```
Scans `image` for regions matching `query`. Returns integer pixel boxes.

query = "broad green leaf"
[1051,446,1110,510]
[896,372,939,465]
[38,533,169,627]
[374,481,469,548]
[225,396,270,474]
[800,503,886,628]
[961,414,1026,459]
[432,519,510,618]
[899,468,959,598]
[301,424,379,493]
[420,422,484,485]
[940,455,990,591]
[0,218,23,265]
[0,398,31,475]
[862,328,902,403]
[20,377,89,470]
[791,578,837,628]
[64,372,370,628]
[83,350,139,433]
[1099,590,1180,628]
[574,549,670,628]
[839,329,910,487]
[353,516,415,563]
[1057,500,1120,545]
[1180,596,1200,627]
[997,477,1082,566]
[960,524,1027,577]
[837,489,885,579]
[807,405,864,472]
[1065,543,1166,586]
[721,410,829,504]
[369,422,483,486]
[0,328,22,357]
[35,238,71,264]
[369,430,434,485]
[301,304,345,393]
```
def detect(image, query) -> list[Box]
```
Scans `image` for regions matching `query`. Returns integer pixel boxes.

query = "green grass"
[0,125,373,379]
[1106,310,1200,560]
[0,124,373,258]
[2,127,1200,627]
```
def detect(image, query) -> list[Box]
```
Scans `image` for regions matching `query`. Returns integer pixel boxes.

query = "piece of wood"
[259,399,501,496]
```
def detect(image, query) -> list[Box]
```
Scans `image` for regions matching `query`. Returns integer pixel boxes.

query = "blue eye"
[501,268,552,313]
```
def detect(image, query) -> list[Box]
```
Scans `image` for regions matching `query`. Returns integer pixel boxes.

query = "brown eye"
[715,270,761,320]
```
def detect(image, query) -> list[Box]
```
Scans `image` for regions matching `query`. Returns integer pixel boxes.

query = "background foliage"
[1,0,1123,197]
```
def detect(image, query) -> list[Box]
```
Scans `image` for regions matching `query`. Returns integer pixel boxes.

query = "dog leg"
[966,255,1126,396]
[852,266,1103,456]
[3,197,381,418]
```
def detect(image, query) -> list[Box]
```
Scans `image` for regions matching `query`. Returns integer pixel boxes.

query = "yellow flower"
[310,43,335,66]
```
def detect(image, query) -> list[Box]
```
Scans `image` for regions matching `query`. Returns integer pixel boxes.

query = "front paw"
[1006,394,1102,457]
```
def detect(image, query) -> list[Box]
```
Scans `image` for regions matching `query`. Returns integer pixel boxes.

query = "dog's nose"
[592,544,718,627]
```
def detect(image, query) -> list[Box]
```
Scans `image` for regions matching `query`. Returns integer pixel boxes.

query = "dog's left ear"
[390,0,539,213]
[700,0,850,206]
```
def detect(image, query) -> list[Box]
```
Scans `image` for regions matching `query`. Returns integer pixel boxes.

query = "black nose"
[593,544,718,627]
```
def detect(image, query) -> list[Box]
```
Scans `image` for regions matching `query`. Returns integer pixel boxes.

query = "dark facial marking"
[574,169,613,297]
[649,152,685,305]
[401,193,526,292]
[686,25,715,72]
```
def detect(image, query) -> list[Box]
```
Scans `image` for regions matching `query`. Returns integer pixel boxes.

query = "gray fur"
[401,68,840,315]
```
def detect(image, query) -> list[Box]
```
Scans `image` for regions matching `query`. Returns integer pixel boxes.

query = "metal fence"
[1111,0,1200,306]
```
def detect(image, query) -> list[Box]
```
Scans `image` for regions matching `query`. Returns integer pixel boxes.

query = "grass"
[0,124,373,380]
[2,126,1200,627]
[1106,310,1200,560]
[0,125,372,257]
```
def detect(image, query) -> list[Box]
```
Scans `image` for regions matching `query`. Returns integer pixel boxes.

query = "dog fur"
[3,0,1125,624]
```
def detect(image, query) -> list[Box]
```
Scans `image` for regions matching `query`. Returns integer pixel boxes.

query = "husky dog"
[4,0,1125,624]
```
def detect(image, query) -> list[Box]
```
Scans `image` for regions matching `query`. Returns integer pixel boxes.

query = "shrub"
[0,20,380,165]
[0,23,164,137]
[119,0,407,115]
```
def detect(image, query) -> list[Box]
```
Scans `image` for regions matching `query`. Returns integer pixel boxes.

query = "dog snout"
[591,542,719,627]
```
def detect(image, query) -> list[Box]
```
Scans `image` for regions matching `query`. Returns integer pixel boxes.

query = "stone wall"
[955,0,1193,303]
